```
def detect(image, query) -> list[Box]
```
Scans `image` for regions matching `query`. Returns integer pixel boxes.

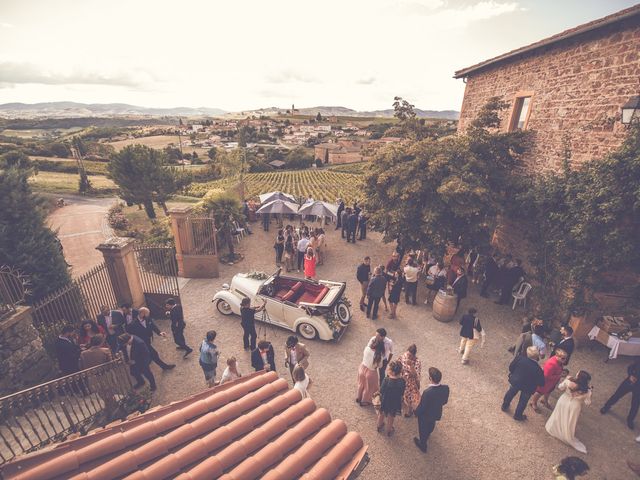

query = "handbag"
[473,317,481,340]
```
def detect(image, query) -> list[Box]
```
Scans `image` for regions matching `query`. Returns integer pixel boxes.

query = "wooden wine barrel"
[433,290,457,322]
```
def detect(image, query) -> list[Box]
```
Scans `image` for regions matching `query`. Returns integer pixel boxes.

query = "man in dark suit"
[480,252,499,297]
[452,267,468,312]
[165,298,193,357]
[335,199,344,230]
[601,358,640,429]
[118,333,156,391]
[127,307,175,370]
[501,345,545,421]
[97,304,126,354]
[341,208,350,239]
[347,210,359,243]
[552,325,575,364]
[251,340,276,372]
[414,367,449,453]
[54,325,81,375]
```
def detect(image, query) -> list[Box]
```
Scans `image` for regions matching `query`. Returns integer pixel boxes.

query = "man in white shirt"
[296,236,310,272]
[404,258,420,305]
[369,328,394,382]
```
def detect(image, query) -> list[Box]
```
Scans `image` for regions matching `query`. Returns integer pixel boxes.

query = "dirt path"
[147,223,636,480]
[47,195,115,277]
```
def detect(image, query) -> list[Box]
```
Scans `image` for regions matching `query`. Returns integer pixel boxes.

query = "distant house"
[314,139,393,164]
[454,4,640,172]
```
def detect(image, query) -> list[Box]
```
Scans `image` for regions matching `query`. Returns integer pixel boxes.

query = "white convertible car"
[213,269,351,341]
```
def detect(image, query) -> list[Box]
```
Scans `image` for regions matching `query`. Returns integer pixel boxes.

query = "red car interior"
[270,277,330,305]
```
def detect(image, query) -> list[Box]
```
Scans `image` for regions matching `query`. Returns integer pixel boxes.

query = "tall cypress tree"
[0,151,71,301]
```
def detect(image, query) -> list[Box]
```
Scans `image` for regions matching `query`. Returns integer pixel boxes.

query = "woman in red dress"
[530,349,568,412]
[303,247,317,280]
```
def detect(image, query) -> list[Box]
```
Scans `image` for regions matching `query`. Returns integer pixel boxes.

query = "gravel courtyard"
[149,224,637,480]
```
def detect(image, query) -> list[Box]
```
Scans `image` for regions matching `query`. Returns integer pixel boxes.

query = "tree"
[0,151,70,301]
[284,147,314,170]
[364,97,530,254]
[316,112,322,122]
[393,96,416,121]
[108,145,179,219]
[199,190,243,257]
[207,147,218,161]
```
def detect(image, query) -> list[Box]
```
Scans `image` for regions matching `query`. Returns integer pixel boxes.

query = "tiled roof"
[454,4,640,78]
[2,371,367,480]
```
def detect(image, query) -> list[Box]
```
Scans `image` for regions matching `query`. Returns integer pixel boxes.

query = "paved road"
[47,195,116,277]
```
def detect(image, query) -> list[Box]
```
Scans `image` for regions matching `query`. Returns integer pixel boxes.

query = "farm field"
[187,169,363,203]
[107,135,210,158]
[28,171,116,194]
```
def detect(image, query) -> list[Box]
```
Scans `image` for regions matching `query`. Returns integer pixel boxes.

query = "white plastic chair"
[512,282,532,310]
[233,221,246,238]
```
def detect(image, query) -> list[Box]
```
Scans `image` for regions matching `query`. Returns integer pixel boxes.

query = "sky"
[0,0,637,112]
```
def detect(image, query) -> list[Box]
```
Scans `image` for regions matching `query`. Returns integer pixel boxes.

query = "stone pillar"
[96,237,145,308]
[0,306,55,396]
[168,206,219,278]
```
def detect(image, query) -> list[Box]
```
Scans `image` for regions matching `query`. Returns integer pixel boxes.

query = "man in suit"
[284,335,310,379]
[127,307,175,370]
[341,208,350,239]
[347,210,359,243]
[497,258,525,305]
[356,256,372,311]
[251,340,276,372]
[54,325,81,375]
[452,267,468,313]
[414,367,449,453]
[501,345,545,421]
[335,199,344,230]
[165,298,193,358]
[118,333,156,391]
[552,325,575,364]
[365,267,387,320]
[97,304,126,354]
[601,358,640,429]
[480,252,499,297]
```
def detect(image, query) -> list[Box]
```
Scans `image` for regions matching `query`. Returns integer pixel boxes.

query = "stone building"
[455,4,640,172]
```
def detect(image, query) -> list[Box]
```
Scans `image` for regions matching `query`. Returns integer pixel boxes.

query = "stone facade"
[0,306,55,396]
[457,15,640,172]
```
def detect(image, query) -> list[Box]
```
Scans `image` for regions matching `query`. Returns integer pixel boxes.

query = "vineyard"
[187,169,363,203]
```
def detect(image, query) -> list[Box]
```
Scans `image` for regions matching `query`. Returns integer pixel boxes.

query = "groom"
[502,345,545,421]
[414,367,449,453]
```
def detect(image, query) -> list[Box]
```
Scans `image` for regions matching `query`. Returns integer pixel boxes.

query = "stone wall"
[0,306,56,396]
[457,17,640,172]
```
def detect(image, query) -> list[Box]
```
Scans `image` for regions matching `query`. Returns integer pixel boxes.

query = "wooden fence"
[0,357,133,465]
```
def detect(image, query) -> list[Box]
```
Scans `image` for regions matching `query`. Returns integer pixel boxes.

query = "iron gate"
[133,244,180,319]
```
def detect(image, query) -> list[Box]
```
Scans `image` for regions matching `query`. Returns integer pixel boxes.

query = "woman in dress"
[219,356,242,385]
[545,370,592,453]
[274,229,285,266]
[356,338,384,406]
[552,456,590,479]
[293,364,312,399]
[387,270,404,319]
[303,247,317,280]
[400,344,421,417]
[284,227,295,272]
[530,349,567,412]
[78,320,105,348]
[376,360,406,436]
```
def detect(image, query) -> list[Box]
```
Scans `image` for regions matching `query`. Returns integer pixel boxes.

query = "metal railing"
[177,216,217,256]
[0,357,133,465]
[0,267,29,321]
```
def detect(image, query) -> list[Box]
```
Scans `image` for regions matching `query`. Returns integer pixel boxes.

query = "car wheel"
[297,322,318,340]
[335,300,351,326]
[216,299,233,316]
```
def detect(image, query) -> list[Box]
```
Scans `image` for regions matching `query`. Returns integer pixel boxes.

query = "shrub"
[107,204,131,231]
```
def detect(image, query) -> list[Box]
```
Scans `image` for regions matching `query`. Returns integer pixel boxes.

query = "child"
[219,356,242,385]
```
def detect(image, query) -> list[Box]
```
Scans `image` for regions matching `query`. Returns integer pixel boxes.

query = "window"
[508,94,533,131]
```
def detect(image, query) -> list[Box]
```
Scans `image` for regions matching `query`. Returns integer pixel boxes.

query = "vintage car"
[213,269,351,341]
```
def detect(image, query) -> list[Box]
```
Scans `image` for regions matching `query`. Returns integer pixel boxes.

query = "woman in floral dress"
[400,344,422,417]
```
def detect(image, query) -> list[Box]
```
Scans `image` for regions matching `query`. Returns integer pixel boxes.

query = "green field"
[187,169,363,203]
[29,171,116,194]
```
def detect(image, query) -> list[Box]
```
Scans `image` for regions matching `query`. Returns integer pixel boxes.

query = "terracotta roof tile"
[3,371,367,480]
[454,4,640,78]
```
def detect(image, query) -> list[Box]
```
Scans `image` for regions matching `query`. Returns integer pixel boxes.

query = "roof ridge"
[454,3,640,78]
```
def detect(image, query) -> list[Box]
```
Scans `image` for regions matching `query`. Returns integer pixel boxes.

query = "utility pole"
[177,117,185,171]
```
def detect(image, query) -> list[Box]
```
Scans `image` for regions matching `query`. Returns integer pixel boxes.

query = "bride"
[545,370,592,454]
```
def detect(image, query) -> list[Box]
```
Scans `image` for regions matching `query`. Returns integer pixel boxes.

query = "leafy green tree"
[0,151,70,301]
[364,97,530,255]
[316,112,322,122]
[284,147,314,170]
[107,145,179,219]
[393,96,416,121]
[199,190,243,256]
[208,147,218,161]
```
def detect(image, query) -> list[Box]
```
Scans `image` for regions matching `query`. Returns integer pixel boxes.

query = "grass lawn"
[29,171,116,194]
[108,135,210,158]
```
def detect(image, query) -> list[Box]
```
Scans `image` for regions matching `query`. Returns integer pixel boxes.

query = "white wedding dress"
[545,379,592,453]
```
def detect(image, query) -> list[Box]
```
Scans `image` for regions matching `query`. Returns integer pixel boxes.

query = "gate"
[134,244,180,318]
[32,262,117,352]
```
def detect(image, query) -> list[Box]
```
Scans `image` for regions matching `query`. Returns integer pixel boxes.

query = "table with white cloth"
[588,325,640,360]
